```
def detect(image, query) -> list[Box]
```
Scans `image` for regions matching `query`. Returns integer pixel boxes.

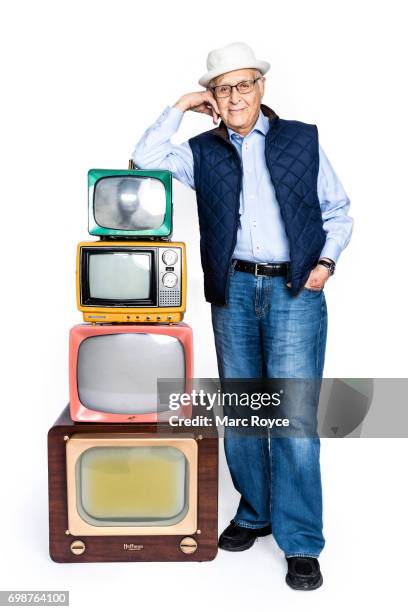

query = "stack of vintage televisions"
[48,165,218,563]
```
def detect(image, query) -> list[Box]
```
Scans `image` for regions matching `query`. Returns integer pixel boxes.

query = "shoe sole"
[218,533,271,552]
[285,573,323,591]
[218,540,256,552]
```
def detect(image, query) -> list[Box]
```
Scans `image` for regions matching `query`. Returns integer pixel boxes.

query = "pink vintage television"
[69,323,193,423]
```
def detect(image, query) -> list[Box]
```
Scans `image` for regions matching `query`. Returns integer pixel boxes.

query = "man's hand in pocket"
[304,264,331,291]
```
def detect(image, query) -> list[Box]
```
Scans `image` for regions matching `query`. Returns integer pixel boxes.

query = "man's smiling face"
[211,68,265,136]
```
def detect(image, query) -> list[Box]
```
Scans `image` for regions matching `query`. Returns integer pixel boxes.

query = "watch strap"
[318,259,336,275]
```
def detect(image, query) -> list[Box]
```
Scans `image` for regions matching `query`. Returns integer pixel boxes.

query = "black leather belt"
[233,259,289,277]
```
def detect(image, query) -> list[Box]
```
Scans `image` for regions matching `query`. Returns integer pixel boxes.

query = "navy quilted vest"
[189,104,326,305]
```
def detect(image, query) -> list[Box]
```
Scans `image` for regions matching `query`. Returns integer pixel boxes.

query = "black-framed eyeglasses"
[211,77,262,99]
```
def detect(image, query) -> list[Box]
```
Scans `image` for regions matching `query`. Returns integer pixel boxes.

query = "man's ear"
[259,77,266,99]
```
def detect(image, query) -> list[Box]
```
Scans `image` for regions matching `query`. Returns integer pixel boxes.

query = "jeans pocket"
[303,286,323,294]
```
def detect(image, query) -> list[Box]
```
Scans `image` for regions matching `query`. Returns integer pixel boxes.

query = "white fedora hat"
[199,42,270,88]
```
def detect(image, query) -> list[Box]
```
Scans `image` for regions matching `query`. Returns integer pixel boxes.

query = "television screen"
[88,252,151,300]
[64,433,199,537]
[76,332,185,414]
[94,176,166,231]
[88,169,173,238]
[76,446,188,527]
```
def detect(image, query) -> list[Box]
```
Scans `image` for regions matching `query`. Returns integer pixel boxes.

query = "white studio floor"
[2,435,406,612]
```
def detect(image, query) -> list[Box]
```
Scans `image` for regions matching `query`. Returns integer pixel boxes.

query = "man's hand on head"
[174,91,220,124]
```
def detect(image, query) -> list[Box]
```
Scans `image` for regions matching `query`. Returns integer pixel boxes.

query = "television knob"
[70,540,86,555]
[162,249,178,265]
[162,272,177,288]
[180,537,197,554]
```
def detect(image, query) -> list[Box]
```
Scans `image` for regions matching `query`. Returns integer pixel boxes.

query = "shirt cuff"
[319,238,342,263]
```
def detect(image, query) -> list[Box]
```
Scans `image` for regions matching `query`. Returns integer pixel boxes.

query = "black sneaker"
[218,520,272,552]
[285,556,323,590]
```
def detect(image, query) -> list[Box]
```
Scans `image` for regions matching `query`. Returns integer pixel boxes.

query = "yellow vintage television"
[76,241,186,323]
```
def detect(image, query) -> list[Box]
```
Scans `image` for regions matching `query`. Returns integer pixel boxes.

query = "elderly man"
[133,42,353,590]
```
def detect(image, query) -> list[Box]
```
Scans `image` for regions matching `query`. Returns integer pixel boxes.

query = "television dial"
[162,249,178,266]
[162,272,178,288]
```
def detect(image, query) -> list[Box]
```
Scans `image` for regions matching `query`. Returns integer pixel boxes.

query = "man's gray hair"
[208,68,263,89]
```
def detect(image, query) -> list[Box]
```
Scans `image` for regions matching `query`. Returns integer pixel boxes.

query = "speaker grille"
[159,290,181,306]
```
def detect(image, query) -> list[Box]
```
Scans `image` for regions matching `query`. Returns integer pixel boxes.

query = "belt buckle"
[254,262,268,276]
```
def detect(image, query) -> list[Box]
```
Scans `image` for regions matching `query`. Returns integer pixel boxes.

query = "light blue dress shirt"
[133,106,353,263]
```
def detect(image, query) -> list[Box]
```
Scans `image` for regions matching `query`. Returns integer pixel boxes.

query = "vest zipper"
[223,143,243,304]
[264,130,294,291]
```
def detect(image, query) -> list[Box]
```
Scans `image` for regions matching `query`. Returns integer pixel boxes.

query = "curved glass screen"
[88,252,151,300]
[77,333,185,414]
[94,176,166,231]
[76,446,188,526]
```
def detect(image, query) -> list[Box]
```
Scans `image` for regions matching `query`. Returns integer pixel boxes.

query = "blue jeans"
[211,266,328,558]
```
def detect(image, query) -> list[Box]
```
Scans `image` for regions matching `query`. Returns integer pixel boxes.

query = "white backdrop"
[1,0,407,610]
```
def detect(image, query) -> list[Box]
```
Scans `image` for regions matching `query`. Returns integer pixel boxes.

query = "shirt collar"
[227,109,269,140]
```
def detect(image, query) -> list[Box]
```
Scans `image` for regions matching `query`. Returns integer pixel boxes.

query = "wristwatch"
[318,259,336,275]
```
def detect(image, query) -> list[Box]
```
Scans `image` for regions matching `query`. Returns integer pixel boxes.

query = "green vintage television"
[88,169,173,239]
